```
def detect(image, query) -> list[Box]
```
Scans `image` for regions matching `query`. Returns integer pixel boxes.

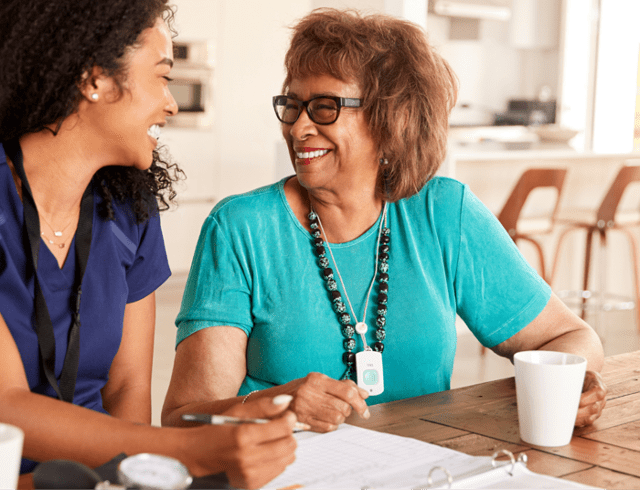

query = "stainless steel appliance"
[167,41,214,128]
[493,99,557,126]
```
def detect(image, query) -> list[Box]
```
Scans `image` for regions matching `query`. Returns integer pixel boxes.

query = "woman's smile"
[147,124,162,148]
[295,147,331,165]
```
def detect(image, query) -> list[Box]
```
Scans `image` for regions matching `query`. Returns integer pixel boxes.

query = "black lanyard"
[5,140,93,403]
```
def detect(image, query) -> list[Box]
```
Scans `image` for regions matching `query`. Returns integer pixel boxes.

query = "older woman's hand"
[575,370,607,427]
[285,372,370,432]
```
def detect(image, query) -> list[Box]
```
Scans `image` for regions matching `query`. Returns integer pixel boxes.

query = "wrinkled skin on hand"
[286,372,370,432]
[575,370,607,427]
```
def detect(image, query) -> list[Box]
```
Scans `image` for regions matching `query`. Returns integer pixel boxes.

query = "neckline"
[0,146,79,274]
[277,177,386,249]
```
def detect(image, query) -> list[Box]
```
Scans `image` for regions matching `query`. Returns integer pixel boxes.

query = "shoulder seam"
[212,182,281,215]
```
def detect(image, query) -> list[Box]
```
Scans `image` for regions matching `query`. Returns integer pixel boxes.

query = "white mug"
[0,423,24,489]
[514,350,587,447]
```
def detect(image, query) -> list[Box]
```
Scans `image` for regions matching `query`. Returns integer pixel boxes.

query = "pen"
[181,413,311,432]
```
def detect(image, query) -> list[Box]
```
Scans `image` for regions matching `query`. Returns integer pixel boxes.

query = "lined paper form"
[264,425,598,489]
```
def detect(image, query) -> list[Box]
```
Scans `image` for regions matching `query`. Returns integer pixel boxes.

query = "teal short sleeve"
[454,187,552,348]
[173,178,553,403]
[175,212,253,346]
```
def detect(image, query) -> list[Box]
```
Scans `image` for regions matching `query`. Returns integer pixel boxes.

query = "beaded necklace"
[309,204,390,381]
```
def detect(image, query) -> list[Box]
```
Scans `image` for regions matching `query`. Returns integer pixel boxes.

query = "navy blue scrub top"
[0,143,171,473]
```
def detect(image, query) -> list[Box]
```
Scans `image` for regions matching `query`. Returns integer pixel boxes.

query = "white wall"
[314,0,384,11]
[592,0,640,153]
[429,9,560,127]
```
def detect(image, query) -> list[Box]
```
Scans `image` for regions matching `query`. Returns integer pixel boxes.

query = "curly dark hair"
[283,9,458,201]
[0,0,184,222]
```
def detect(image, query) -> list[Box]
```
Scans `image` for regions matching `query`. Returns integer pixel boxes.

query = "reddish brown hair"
[283,8,458,201]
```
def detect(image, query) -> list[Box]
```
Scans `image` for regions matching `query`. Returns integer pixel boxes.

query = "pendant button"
[355,322,368,334]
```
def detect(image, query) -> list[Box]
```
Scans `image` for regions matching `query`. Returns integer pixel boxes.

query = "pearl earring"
[91,93,99,101]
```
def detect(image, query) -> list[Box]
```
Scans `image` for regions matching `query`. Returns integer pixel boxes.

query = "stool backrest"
[597,164,640,224]
[498,168,567,235]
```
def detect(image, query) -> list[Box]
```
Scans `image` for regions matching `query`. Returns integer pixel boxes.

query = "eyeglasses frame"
[272,94,362,125]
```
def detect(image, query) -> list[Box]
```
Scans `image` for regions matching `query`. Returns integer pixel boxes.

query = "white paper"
[263,424,600,490]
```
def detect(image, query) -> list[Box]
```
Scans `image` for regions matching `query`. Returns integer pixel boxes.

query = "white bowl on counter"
[531,125,579,143]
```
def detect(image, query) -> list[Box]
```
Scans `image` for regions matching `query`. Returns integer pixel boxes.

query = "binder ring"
[425,465,453,488]
[491,449,527,476]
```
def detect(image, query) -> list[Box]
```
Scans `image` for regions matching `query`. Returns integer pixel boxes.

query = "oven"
[167,41,214,128]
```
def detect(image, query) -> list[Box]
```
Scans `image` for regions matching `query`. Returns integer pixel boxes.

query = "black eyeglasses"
[272,95,362,125]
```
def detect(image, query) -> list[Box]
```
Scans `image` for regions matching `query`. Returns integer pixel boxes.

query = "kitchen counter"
[442,133,640,312]
[442,127,639,213]
[449,141,576,159]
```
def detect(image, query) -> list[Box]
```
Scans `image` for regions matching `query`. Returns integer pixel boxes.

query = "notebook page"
[264,424,490,489]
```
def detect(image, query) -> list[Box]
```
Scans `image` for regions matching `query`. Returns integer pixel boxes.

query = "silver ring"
[425,465,453,488]
[492,449,524,476]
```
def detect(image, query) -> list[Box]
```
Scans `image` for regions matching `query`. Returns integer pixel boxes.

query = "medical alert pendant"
[356,350,384,396]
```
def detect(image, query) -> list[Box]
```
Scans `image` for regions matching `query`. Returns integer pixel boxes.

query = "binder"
[423,449,595,489]
[265,425,599,489]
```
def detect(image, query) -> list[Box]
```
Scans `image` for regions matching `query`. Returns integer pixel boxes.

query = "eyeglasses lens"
[276,97,301,124]
[275,96,339,124]
[308,98,339,124]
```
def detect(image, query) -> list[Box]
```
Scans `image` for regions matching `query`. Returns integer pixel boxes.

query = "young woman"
[0,1,296,487]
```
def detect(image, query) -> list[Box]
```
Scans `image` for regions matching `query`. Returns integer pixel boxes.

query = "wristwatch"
[117,453,193,490]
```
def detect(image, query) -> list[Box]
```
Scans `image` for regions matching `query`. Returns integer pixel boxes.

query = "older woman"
[163,8,607,434]
[0,1,296,487]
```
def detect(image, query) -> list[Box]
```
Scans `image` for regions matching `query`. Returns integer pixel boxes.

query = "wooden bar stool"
[497,168,567,283]
[480,168,567,356]
[550,163,640,333]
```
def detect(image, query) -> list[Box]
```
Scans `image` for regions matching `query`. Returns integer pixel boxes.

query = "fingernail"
[294,422,312,432]
[273,394,293,406]
[363,409,370,419]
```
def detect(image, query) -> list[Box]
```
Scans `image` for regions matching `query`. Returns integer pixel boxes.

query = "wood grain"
[561,466,640,489]
[435,433,527,456]
[582,420,640,451]
[511,449,592,478]
[526,435,640,478]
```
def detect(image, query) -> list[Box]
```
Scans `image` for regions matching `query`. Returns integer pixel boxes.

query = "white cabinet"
[509,0,561,49]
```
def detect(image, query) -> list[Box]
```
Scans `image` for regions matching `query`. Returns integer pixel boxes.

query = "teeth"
[296,149,329,159]
[147,125,161,140]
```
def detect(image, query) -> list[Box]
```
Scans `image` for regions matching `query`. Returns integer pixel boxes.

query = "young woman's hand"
[183,396,298,489]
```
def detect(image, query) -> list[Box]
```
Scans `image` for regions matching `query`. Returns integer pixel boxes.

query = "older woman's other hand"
[575,370,607,427]
[287,372,370,432]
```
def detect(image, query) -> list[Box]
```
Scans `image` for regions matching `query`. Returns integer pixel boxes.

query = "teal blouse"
[176,177,551,405]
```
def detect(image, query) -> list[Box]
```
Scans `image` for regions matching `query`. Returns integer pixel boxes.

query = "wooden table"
[347,350,640,489]
[17,351,640,489]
